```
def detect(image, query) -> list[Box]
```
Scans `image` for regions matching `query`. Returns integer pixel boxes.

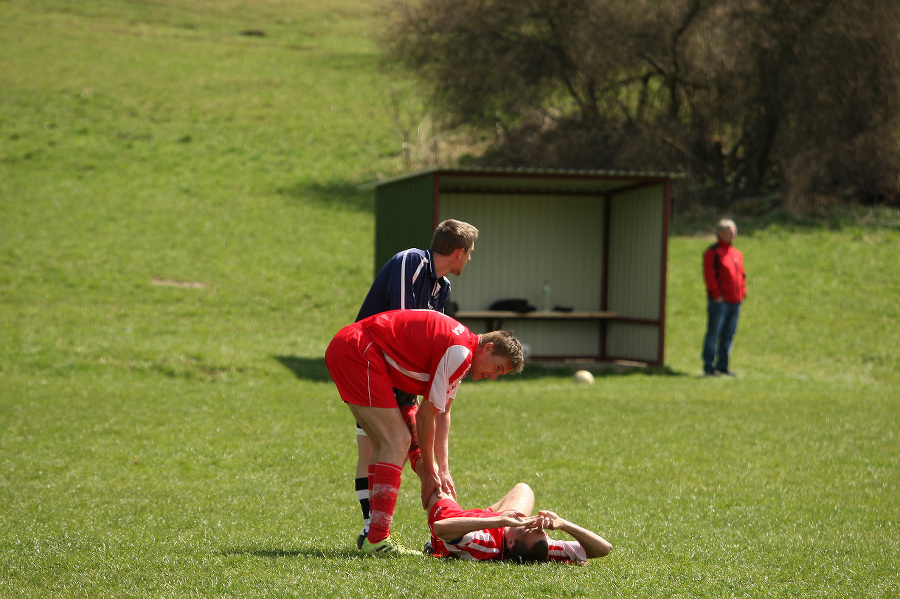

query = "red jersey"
[428,498,587,564]
[703,242,747,303]
[358,309,478,412]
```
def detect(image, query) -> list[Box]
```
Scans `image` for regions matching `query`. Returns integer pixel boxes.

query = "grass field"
[2,1,899,597]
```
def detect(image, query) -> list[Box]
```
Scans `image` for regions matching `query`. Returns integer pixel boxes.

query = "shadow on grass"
[221,545,578,566]
[220,546,362,560]
[515,363,687,381]
[274,354,688,383]
[277,180,373,213]
[274,355,331,382]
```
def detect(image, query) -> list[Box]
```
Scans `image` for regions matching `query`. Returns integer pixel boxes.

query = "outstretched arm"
[433,408,455,498]
[416,400,441,505]
[535,511,612,558]
[433,511,534,542]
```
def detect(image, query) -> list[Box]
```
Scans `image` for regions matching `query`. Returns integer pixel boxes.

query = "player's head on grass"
[504,526,551,563]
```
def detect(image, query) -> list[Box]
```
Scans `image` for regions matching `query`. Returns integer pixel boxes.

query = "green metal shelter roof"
[359,166,684,195]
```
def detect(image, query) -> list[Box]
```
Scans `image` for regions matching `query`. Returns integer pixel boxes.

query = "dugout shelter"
[359,167,679,366]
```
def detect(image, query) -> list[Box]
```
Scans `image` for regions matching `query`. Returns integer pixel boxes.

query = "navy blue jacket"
[356,249,451,321]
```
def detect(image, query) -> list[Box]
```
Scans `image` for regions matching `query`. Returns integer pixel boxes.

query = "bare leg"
[348,404,409,466]
[349,404,411,543]
[356,432,373,477]
[488,482,535,515]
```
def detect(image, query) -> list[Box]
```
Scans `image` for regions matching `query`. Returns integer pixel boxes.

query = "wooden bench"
[454,310,618,331]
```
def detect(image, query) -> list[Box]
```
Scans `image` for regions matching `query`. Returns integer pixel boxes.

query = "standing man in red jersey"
[326,309,524,557]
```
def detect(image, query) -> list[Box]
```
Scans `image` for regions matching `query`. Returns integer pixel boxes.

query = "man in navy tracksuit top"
[356,248,450,319]
[702,218,747,376]
[352,219,479,549]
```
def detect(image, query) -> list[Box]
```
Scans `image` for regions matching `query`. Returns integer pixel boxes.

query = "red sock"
[367,462,402,543]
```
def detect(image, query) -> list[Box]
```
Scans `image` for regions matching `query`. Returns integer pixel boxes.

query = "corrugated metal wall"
[605,184,665,361]
[438,193,606,312]
[606,185,664,318]
[607,322,661,363]
[369,170,671,364]
[373,175,436,273]
[439,193,607,358]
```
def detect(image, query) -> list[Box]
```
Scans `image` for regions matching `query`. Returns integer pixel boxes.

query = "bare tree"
[379,0,900,210]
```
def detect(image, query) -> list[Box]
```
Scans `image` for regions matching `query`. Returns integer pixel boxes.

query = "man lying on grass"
[425,482,612,564]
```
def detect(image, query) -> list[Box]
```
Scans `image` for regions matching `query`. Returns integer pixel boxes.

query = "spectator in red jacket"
[702,219,747,376]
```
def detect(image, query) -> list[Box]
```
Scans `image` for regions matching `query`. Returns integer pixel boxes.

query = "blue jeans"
[702,299,741,373]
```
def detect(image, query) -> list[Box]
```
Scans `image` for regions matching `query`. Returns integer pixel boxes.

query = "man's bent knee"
[513,482,532,494]
[381,428,412,464]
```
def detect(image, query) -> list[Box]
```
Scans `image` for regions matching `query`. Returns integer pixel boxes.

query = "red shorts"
[428,497,462,528]
[325,324,399,409]
[427,498,498,557]
[428,498,497,526]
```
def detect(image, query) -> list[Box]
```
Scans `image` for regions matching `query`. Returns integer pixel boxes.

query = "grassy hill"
[1,1,898,597]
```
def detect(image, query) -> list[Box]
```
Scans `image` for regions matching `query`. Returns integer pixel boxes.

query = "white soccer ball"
[573,370,595,385]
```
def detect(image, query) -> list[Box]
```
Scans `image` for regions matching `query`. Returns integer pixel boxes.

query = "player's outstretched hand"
[498,511,536,528]
[418,466,441,509]
[438,469,456,501]
[535,510,566,531]
[420,479,440,509]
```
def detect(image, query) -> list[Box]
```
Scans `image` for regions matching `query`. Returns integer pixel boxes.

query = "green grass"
[2,1,899,597]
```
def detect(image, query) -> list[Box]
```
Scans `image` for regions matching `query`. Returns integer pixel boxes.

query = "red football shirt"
[359,309,479,412]
[428,499,588,564]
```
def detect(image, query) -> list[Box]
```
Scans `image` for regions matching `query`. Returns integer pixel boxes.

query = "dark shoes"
[704,368,736,377]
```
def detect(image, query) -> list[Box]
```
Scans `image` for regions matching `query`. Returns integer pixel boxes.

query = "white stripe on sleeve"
[399,249,411,309]
[428,344,471,412]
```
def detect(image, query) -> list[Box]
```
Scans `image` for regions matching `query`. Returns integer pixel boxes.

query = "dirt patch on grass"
[151,278,207,289]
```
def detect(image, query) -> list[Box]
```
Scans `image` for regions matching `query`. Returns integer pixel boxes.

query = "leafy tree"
[379,0,900,210]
